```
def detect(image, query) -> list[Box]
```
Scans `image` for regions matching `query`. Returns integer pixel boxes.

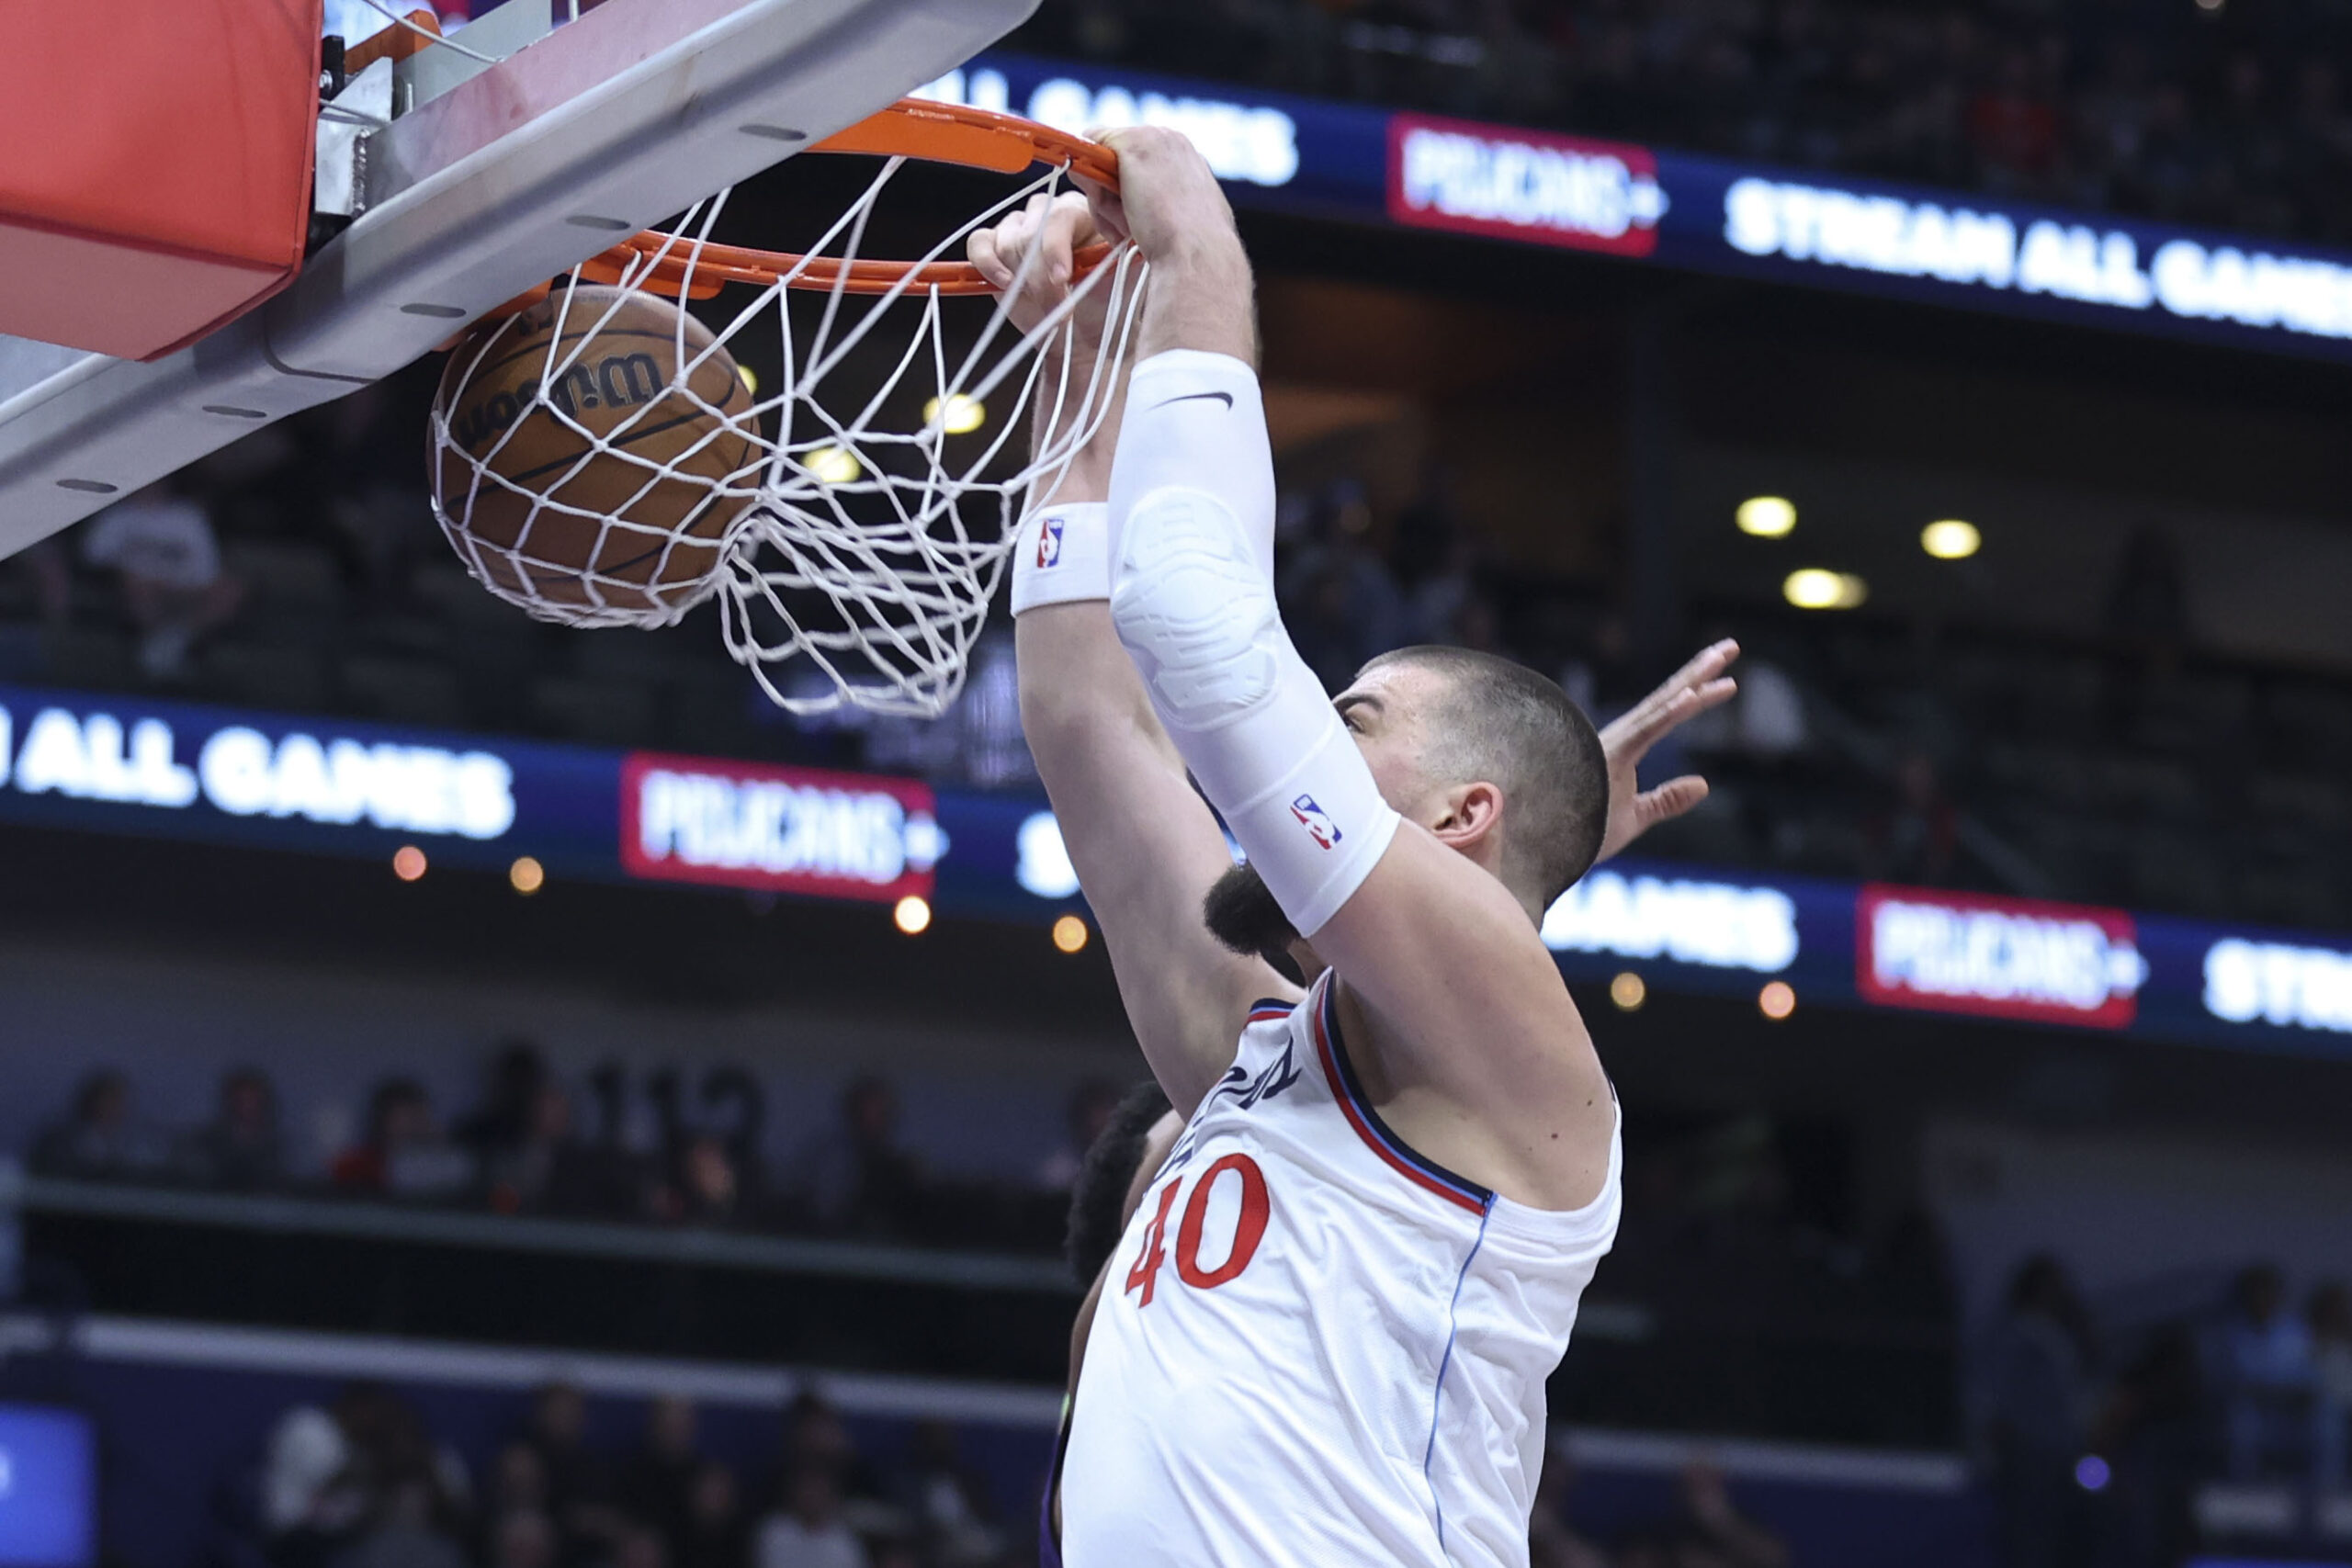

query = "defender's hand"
[967,191,1107,337]
[1595,639,1741,864]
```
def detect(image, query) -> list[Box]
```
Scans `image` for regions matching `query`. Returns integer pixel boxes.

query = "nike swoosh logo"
[1153,389,1233,412]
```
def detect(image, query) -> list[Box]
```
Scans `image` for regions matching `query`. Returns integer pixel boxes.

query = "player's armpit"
[1017,601,1298,1116]
[1308,827,1616,1211]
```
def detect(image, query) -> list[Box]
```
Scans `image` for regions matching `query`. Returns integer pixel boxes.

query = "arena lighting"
[1758,980,1796,1019]
[509,855,545,895]
[392,845,427,881]
[1783,569,1867,610]
[1052,913,1091,953]
[1609,972,1646,1010]
[893,895,933,935]
[736,364,758,398]
[802,446,862,486]
[922,394,987,435]
[1736,496,1796,537]
[1921,519,1982,559]
[2075,1455,2112,1493]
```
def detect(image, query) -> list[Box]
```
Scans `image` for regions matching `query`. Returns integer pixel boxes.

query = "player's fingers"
[967,228,1012,289]
[1042,195,1085,285]
[1637,776,1710,825]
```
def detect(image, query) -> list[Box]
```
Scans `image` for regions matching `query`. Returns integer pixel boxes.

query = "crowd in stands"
[1978,1255,2352,1567]
[240,1373,1787,1568]
[250,1382,1008,1568]
[1012,0,2352,246]
[21,1043,1114,1256]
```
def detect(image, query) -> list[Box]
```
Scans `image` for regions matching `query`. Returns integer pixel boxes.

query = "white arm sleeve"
[1106,351,1399,936]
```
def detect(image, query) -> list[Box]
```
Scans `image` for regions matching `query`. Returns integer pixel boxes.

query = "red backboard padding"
[0,0,323,362]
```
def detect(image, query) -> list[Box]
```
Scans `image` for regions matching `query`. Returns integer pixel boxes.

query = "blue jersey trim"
[1423,1201,1493,1557]
[1317,980,1495,1210]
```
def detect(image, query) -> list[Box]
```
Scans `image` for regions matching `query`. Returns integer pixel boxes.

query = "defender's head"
[1206,646,1608,960]
[1064,1081,1180,1286]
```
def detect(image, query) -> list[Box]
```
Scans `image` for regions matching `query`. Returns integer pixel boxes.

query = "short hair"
[1361,645,1609,908]
[1064,1081,1173,1285]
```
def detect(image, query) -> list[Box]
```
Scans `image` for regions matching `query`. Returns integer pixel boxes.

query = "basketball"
[431,286,756,617]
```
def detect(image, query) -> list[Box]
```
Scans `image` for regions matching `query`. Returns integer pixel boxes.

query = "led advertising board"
[922,52,2352,364]
[1,682,2347,1059]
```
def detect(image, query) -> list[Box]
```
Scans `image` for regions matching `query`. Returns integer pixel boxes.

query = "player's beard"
[1202,862,1300,964]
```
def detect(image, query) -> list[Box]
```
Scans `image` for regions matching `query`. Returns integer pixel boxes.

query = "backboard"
[0,0,1035,558]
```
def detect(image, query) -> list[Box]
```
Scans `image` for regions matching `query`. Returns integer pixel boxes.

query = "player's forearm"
[1136,240,1257,367]
[1026,311,1125,513]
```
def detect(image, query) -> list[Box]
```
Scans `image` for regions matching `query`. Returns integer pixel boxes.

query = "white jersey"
[1060,972,1622,1568]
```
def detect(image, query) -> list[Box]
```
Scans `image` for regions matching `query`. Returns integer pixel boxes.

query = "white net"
[426,153,1147,718]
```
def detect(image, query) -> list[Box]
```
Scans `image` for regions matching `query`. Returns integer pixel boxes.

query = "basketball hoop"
[426,101,1145,718]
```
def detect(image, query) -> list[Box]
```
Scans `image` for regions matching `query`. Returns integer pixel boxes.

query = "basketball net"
[427,154,1146,718]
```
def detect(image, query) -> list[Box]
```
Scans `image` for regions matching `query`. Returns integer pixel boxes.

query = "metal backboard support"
[0,0,1035,557]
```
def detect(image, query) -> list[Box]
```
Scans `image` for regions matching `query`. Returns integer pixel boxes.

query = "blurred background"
[5,1,2352,1566]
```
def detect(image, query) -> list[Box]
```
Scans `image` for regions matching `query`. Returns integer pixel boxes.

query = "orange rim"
[499,100,1119,313]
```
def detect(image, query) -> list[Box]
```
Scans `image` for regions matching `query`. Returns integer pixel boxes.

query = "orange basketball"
[431,287,756,617]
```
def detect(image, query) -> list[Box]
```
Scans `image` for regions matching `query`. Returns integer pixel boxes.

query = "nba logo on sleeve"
[1036,514,1066,569]
[1291,795,1342,849]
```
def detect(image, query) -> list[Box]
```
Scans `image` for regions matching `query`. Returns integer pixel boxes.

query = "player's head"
[1204,646,1606,961]
[1343,646,1608,905]
[1065,1081,1179,1286]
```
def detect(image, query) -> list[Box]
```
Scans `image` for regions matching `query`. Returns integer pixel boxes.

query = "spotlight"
[736,364,759,397]
[923,393,987,434]
[1610,972,1647,1010]
[2074,1455,2112,1493]
[1921,519,1981,559]
[1052,914,1091,953]
[893,895,933,935]
[509,856,546,895]
[1758,981,1796,1020]
[1783,570,1867,610]
[1736,496,1797,537]
[392,845,427,882]
[803,446,863,485]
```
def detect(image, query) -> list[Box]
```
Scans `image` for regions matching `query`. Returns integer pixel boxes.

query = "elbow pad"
[1106,354,1398,935]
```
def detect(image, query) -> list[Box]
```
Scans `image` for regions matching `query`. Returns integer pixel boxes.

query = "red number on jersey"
[1175,1153,1271,1289]
[1123,1178,1182,1305]
[1125,1153,1272,1305]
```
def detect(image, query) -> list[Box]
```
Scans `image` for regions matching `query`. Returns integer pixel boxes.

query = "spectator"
[483,1082,628,1217]
[776,1393,883,1505]
[486,1509,558,1568]
[332,1078,473,1201]
[1862,750,1960,885]
[177,1066,287,1191]
[754,1464,867,1568]
[1675,1461,1789,1568]
[786,1077,924,1239]
[617,1395,702,1549]
[674,1462,748,1568]
[78,479,245,679]
[1982,1254,2096,1568]
[894,1420,1001,1567]
[261,1383,470,1568]
[519,1383,626,1561]
[1525,1452,1609,1568]
[28,1068,166,1181]
[456,1040,551,1168]
[2215,1265,2318,1480]
[1033,1079,1121,1193]
[2312,1281,2352,1490]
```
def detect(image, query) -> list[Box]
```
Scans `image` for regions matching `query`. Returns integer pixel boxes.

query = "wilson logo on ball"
[450,354,670,451]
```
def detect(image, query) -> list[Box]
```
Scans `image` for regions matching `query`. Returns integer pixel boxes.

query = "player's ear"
[1428,781,1502,850]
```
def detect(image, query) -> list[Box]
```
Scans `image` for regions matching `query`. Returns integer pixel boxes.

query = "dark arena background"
[5,3,2352,1567]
